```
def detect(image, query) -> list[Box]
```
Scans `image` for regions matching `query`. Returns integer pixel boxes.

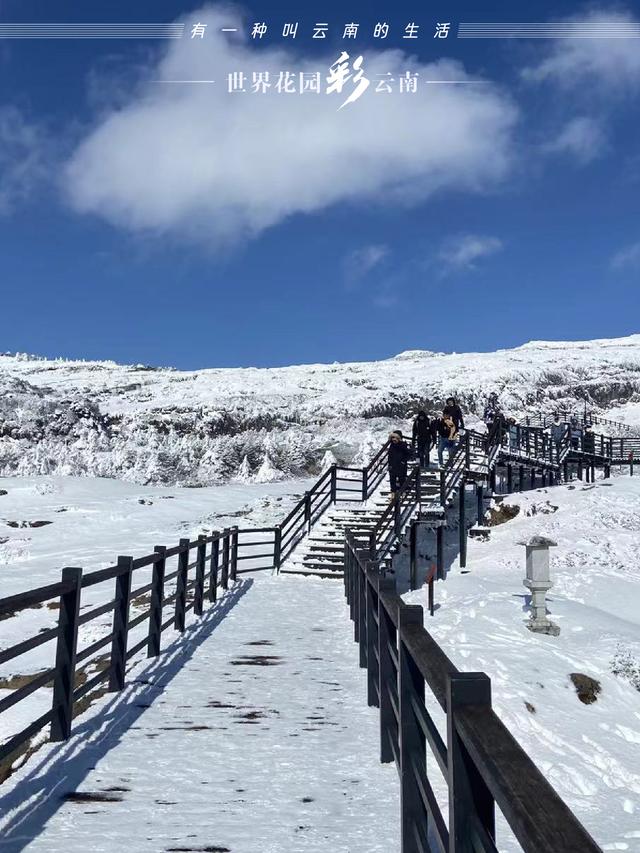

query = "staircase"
[277,410,640,580]
[281,435,485,578]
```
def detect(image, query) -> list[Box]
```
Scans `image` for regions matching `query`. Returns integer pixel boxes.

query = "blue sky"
[1,0,639,368]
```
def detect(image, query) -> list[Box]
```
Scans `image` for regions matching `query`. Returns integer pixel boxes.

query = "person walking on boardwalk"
[412,411,432,467]
[435,415,459,467]
[388,430,410,500]
[483,392,499,429]
[443,397,464,431]
[508,417,519,452]
[570,415,583,450]
[583,425,595,455]
[550,414,565,461]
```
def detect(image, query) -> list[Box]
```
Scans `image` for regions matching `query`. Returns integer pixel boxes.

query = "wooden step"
[301,561,345,572]
[279,566,344,579]
[307,543,346,552]
[300,552,344,563]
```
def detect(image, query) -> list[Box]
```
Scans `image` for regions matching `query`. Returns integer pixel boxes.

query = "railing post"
[436,524,444,580]
[409,521,417,591]
[440,469,446,506]
[368,529,376,562]
[465,431,471,470]
[459,479,467,569]
[209,532,220,602]
[447,672,495,852]
[221,529,230,590]
[377,575,397,764]
[365,564,379,707]
[394,494,401,537]
[304,491,311,533]
[399,605,427,853]
[108,556,133,692]
[344,534,351,602]
[273,525,282,573]
[230,526,239,582]
[194,535,206,616]
[174,539,189,632]
[350,542,358,625]
[148,546,166,657]
[50,566,82,742]
[361,466,368,502]
[350,544,359,635]
[358,564,367,667]
[476,483,484,524]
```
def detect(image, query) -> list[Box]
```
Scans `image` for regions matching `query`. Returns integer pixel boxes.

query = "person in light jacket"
[550,415,565,460]
[434,416,459,467]
[443,397,464,431]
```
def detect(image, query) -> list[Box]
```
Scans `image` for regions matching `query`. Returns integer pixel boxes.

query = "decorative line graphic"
[0,23,185,39]
[458,21,640,38]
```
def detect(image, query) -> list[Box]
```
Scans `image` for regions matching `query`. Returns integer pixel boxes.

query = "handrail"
[440,433,469,506]
[368,466,421,562]
[526,409,637,436]
[343,539,603,853]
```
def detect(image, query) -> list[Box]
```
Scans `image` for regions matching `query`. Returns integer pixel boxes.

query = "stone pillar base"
[526,619,560,636]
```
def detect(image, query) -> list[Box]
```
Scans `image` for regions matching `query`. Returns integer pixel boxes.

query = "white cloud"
[611,240,640,270]
[63,5,518,246]
[0,105,50,215]
[343,244,388,285]
[543,116,607,164]
[438,234,503,272]
[522,9,640,93]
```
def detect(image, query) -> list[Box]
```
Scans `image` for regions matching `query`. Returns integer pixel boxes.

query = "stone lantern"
[518,535,560,636]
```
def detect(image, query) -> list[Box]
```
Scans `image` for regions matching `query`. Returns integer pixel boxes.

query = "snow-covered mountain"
[2,334,640,485]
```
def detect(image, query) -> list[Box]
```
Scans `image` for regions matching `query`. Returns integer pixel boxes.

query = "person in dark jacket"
[570,415,582,450]
[443,397,464,431]
[583,425,595,455]
[412,411,432,467]
[388,430,410,498]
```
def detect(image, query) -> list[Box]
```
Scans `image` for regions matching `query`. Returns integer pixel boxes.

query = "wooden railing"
[525,410,636,435]
[493,423,571,467]
[343,536,603,853]
[0,528,239,768]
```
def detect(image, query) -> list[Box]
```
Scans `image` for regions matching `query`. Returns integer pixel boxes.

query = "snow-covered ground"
[2,334,640,485]
[0,475,313,746]
[401,473,640,851]
[0,474,312,596]
[0,574,399,853]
